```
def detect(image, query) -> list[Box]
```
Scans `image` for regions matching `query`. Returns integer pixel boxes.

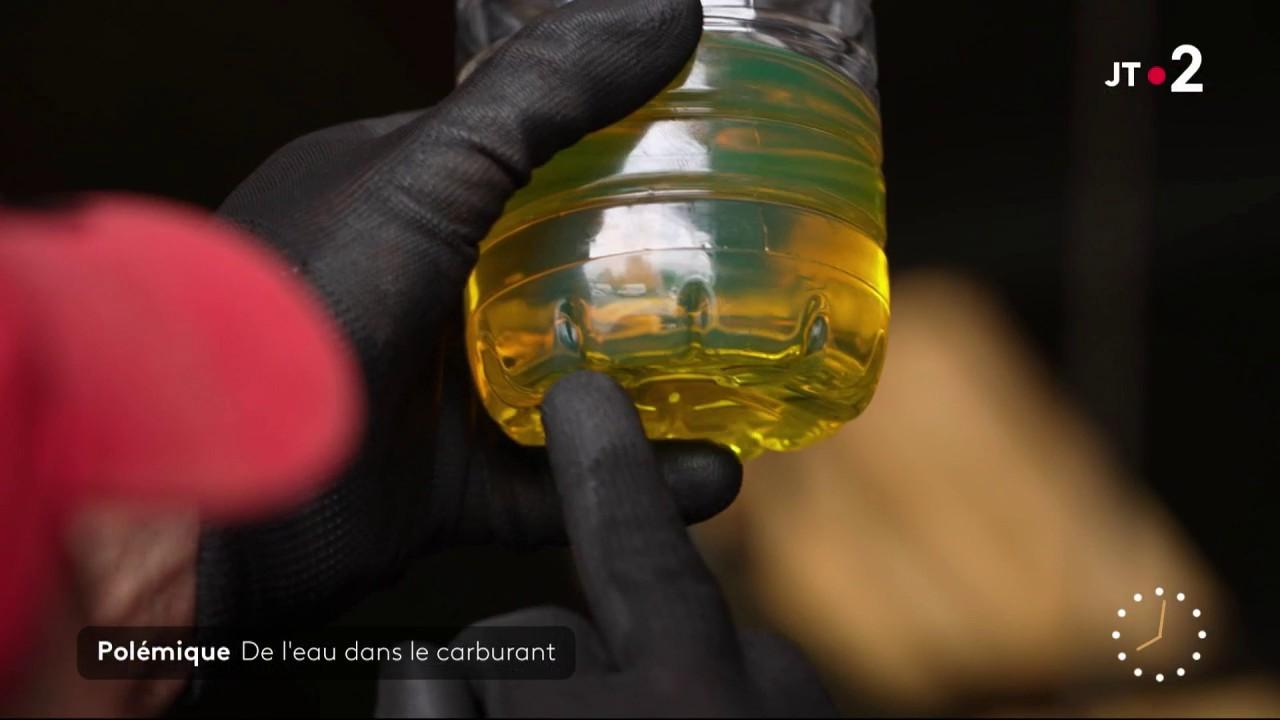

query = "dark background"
[3,1,1277,715]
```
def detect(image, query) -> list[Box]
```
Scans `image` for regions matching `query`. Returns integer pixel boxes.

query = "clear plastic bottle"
[458,0,887,459]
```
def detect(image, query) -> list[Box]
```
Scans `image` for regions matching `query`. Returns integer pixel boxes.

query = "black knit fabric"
[197,0,742,632]
[375,373,835,718]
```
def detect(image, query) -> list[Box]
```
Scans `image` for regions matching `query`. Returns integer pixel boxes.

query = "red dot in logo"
[1147,66,1167,85]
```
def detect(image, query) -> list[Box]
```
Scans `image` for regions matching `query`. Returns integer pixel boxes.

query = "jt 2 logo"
[1105,44,1203,92]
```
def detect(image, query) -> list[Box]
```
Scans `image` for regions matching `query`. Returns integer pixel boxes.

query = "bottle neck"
[700,0,876,99]
[456,0,876,101]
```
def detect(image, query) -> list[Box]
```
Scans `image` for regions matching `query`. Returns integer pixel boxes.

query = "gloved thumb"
[386,0,703,251]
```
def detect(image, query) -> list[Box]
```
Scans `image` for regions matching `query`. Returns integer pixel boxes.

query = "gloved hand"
[376,372,834,718]
[199,0,740,629]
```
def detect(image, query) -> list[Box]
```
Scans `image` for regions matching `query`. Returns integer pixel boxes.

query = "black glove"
[198,0,740,629]
[375,372,835,718]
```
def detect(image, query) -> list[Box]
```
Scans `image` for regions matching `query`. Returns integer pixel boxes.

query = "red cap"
[0,194,363,686]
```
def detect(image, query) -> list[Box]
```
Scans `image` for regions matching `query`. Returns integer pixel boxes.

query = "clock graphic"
[1112,586,1206,682]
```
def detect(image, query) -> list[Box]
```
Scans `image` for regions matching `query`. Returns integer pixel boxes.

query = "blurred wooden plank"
[698,273,1225,712]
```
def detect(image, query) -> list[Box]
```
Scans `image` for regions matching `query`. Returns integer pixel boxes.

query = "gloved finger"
[385,0,702,252]
[738,632,836,717]
[435,337,740,547]
[541,371,740,668]
[462,431,742,547]
[653,441,744,526]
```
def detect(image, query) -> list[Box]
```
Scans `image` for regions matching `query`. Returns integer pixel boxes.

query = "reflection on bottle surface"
[465,32,888,459]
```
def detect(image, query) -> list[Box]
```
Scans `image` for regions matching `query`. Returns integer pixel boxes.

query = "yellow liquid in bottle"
[465,33,888,459]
